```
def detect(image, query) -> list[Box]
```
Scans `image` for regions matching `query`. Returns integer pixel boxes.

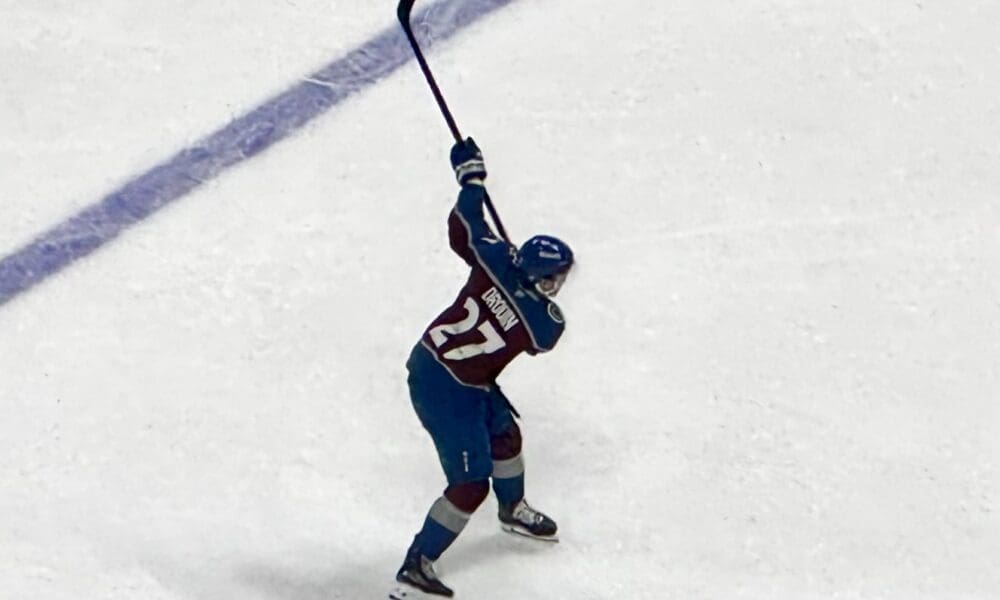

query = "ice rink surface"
[2,1,999,598]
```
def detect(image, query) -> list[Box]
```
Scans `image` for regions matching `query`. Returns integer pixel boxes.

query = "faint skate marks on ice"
[0,0,516,307]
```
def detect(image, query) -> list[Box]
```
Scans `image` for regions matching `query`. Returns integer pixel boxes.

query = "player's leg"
[393,346,495,596]
[488,418,524,507]
[487,389,558,541]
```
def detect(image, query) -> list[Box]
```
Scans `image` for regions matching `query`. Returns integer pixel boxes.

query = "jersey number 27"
[429,297,506,360]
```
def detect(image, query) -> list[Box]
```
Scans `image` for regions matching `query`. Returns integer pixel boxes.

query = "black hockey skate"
[389,551,454,599]
[498,499,559,542]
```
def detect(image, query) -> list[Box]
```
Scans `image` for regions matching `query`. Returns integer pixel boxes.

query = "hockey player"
[389,138,574,599]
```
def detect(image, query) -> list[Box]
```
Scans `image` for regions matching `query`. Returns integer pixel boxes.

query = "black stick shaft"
[399,22,462,141]
[397,0,512,244]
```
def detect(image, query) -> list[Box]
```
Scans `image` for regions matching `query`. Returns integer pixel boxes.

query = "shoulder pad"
[547,302,565,324]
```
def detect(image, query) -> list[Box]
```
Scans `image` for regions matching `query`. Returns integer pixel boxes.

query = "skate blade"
[388,587,405,600]
[388,584,417,599]
[500,523,560,543]
[388,583,451,599]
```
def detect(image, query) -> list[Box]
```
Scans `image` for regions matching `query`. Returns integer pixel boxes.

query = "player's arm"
[447,138,503,265]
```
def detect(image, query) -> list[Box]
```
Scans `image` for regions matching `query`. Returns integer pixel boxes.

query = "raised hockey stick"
[397,0,512,244]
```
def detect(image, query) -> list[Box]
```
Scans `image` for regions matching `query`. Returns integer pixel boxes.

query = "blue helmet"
[515,235,574,281]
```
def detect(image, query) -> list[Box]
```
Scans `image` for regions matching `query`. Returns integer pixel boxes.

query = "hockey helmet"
[515,235,574,296]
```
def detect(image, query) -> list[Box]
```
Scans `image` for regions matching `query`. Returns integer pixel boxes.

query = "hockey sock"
[491,454,525,507]
[409,496,472,560]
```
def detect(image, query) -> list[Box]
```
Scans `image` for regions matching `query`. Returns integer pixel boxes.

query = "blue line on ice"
[0,0,513,307]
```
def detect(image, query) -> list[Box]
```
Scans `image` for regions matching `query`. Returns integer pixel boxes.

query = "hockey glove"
[450,137,487,185]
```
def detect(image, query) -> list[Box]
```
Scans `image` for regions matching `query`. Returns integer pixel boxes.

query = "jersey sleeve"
[525,298,566,353]
[448,183,512,272]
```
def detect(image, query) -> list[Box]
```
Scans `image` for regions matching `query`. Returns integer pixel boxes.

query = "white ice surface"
[1,1,999,599]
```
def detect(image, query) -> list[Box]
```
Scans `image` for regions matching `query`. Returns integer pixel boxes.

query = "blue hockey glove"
[450,137,487,185]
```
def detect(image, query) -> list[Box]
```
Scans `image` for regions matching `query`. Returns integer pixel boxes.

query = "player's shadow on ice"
[444,529,559,575]
[230,536,551,600]
[222,532,553,600]
[235,559,386,600]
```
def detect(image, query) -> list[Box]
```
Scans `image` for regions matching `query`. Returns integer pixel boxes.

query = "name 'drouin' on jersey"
[430,286,520,361]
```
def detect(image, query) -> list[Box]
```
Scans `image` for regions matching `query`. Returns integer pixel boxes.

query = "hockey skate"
[498,499,559,542]
[389,552,454,599]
